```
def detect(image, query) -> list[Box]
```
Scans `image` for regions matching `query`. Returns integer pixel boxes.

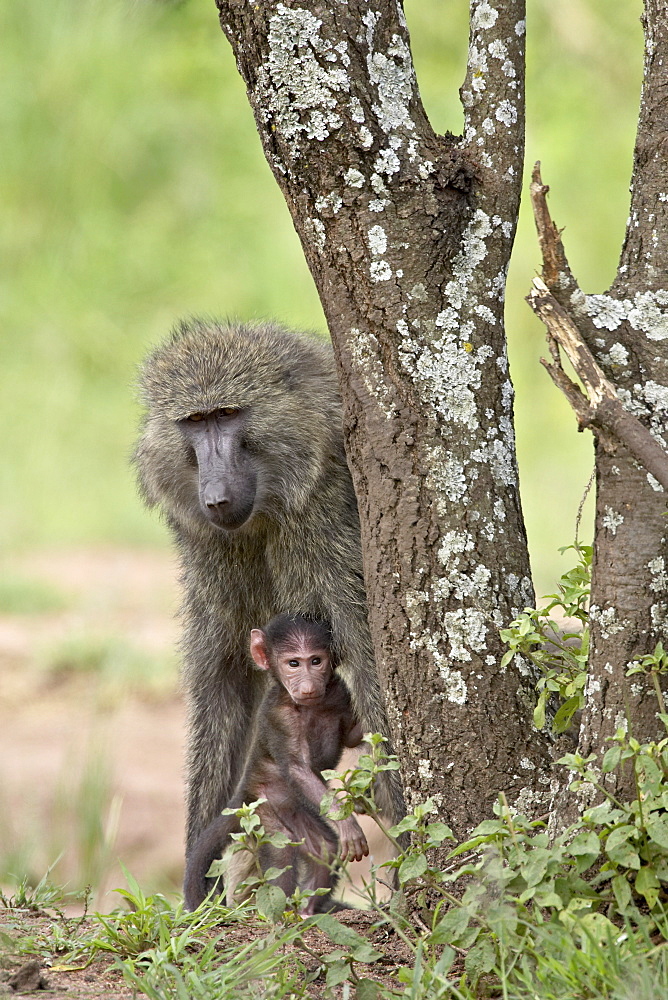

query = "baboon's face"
[250,627,333,706]
[273,644,333,706]
[178,408,258,531]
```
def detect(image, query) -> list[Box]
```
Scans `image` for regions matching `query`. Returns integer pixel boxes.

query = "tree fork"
[526,271,668,493]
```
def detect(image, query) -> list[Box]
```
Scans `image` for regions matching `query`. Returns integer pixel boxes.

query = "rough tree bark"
[528,0,668,808]
[214,0,552,835]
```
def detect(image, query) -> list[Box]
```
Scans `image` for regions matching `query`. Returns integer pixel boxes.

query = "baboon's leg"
[184,660,265,854]
[224,847,256,906]
[259,843,300,896]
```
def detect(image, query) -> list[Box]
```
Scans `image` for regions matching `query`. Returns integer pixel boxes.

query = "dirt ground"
[0,547,388,911]
[0,905,417,999]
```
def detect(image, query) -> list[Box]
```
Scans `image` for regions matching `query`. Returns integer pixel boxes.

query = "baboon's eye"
[188,413,205,422]
[219,407,238,416]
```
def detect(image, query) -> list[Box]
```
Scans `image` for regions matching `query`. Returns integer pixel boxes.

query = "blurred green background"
[0,0,643,596]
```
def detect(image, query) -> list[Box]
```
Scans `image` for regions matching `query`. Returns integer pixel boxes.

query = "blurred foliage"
[0,573,68,615]
[0,0,643,593]
[38,631,179,702]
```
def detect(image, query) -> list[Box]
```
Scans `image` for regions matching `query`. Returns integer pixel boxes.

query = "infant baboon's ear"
[250,629,271,671]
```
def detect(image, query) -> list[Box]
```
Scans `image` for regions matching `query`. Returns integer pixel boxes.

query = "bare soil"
[0,905,416,999]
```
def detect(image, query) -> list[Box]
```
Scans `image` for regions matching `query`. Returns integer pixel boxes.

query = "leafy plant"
[500,543,591,733]
[9,726,668,1000]
[119,925,313,1000]
[562,722,668,912]
[383,719,668,992]
[92,867,190,959]
[0,867,86,914]
[311,913,384,993]
[206,798,330,920]
[627,641,668,715]
[322,732,403,816]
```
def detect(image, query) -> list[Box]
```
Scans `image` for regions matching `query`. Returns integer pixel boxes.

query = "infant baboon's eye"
[188,413,205,422]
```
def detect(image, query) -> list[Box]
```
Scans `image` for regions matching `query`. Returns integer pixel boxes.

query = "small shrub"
[500,543,591,734]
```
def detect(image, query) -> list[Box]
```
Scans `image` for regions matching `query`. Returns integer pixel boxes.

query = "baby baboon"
[134,319,404,868]
[184,613,368,912]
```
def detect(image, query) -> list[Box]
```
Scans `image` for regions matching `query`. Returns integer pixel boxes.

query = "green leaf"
[519,849,550,888]
[532,889,565,909]
[573,852,599,876]
[350,942,383,964]
[609,847,641,869]
[611,873,632,911]
[471,819,507,836]
[568,830,600,857]
[316,913,365,947]
[602,745,622,773]
[606,825,636,848]
[583,801,617,824]
[262,866,290,881]
[325,959,351,989]
[398,852,428,883]
[316,913,381,961]
[635,866,661,909]
[239,812,262,833]
[255,884,287,922]
[425,822,453,844]
[430,906,471,945]
[646,815,668,850]
[533,690,547,730]
[388,815,420,836]
[430,947,457,982]
[355,979,380,1000]
[265,831,293,849]
[553,696,581,734]
[605,826,641,868]
[465,936,496,976]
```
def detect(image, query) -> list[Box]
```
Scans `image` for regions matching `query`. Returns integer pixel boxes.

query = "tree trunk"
[528,1,668,810]
[215,0,552,834]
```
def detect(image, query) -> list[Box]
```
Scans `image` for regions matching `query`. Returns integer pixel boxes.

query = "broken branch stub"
[527,276,668,492]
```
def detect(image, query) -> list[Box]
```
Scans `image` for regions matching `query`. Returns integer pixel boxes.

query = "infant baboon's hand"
[336,816,369,863]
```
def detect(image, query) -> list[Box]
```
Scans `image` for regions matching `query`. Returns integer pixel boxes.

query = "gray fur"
[134,319,404,855]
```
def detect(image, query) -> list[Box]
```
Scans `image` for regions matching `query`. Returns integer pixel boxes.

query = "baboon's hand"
[336,816,369,863]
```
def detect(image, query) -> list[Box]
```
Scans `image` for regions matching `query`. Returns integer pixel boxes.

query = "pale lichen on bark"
[256,4,350,148]
[462,0,525,199]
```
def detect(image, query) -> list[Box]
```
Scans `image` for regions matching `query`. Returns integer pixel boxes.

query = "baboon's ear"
[250,629,271,670]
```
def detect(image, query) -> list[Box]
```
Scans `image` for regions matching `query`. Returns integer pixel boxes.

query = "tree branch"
[527,276,668,492]
[461,0,525,220]
[617,0,668,283]
[528,162,576,291]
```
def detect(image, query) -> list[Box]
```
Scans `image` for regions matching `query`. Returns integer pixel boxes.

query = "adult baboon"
[134,319,404,865]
